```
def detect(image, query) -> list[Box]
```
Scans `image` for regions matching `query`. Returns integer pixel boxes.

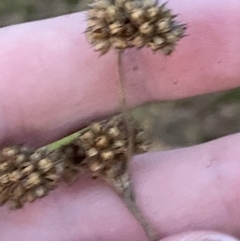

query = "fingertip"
[160,231,239,241]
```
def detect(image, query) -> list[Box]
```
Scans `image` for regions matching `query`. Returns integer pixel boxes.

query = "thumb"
[160,231,239,241]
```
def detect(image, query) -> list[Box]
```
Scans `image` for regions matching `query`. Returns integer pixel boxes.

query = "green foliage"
[214,88,240,105]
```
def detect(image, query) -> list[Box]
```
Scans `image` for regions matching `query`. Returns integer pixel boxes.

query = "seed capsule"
[0,162,10,172]
[146,7,158,19]
[24,172,41,189]
[139,22,154,36]
[157,19,171,33]
[111,37,128,50]
[0,174,10,185]
[9,171,22,183]
[109,22,123,35]
[95,135,109,149]
[91,122,102,134]
[87,148,98,157]
[38,158,54,173]
[132,35,145,48]
[2,147,18,158]
[108,127,120,138]
[105,6,117,22]
[20,162,34,176]
[35,186,48,198]
[94,40,111,55]
[15,154,26,166]
[89,162,103,172]
[100,150,114,161]
[130,9,145,25]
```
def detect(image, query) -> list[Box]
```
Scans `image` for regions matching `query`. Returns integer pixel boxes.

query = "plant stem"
[116,51,159,241]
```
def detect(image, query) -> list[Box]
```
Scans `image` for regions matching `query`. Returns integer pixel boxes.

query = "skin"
[0,0,240,240]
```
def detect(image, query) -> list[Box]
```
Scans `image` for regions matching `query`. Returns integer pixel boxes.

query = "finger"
[124,0,240,101]
[0,0,240,146]
[160,231,239,241]
[1,133,240,240]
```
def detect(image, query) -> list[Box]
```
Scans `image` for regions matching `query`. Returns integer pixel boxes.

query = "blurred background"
[1,0,240,151]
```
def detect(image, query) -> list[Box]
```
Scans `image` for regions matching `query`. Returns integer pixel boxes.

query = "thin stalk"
[115,51,159,241]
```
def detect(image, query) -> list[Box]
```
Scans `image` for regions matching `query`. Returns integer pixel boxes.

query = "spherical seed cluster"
[86,0,186,55]
[75,115,149,179]
[0,146,64,209]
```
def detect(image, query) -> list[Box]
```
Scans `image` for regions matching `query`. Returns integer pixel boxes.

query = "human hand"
[0,0,240,240]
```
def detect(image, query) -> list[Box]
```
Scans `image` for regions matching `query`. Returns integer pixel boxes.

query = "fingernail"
[181,232,239,241]
[160,231,239,241]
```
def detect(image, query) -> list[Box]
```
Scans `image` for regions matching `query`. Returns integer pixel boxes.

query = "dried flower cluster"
[78,116,147,175]
[0,146,64,209]
[86,0,186,54]
[0,115,149,209]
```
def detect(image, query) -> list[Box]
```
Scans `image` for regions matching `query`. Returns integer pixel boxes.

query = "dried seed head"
[86,0,186,54]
